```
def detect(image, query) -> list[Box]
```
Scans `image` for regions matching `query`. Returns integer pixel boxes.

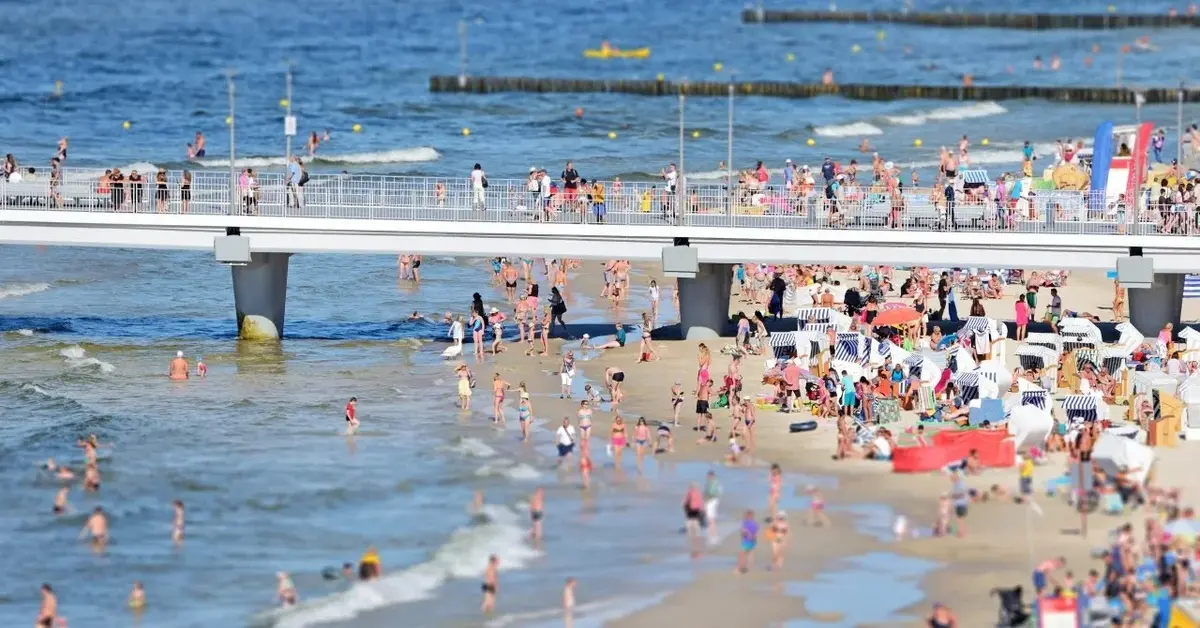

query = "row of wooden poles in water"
[740,8,1200,29]
[430,76,1199,104]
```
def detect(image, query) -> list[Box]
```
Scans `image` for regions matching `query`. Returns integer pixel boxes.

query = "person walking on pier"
[287,156,306,210]
[471,163,488,210]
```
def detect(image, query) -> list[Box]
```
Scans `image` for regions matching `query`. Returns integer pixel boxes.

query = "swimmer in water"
[128,581,146,611]
[79,506,109,550]
[306,131,320,157]
[407,311,423,321]
[358,546,382,580]
[529,488,545,541]
[481,554,499,613]
[563,578,576,627]
[172,500,185,544]
[168,351,189,380]
[277,572,297,607]
[53,487,70,515]
[83,463,101,492]
[37,583,64,628]
[194,131,206,158]
[196,356,207,378]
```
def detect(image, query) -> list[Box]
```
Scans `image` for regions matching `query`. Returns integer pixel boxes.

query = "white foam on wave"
[12,329,35,337]
[0,282,51,299]
[59,345,116,374]
[905,141,1062,170]
[21,383,51,397]
[271,504,541,628]
[474,461,542,481]
[813,121,883,138]
[882,101,1008,126]
[486,591,673,628]
[194,147,441,169]
[443,436,498,458]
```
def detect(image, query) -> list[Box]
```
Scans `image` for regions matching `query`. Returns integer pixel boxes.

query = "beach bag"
[713,393,729,409]
[481,176,489,189]
[299,170,310,186]
[467,372,476,389]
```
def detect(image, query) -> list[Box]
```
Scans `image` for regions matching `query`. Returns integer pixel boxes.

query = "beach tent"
[834,332,870,366]
[902,354,943,385]
[1006,381,1051,416]
[1091,431,1156,486]
[1129,371,1181,398]
[974,364,1013,392]
[795,330,830,361]
[829,361,866,383]
[795,306,834,328]
[1116,322,1145,354]
[1007,405,1053,451]
[1179,326,1200,363]
[1015,345,1058,371]
[1059,317,1102,351]
[769,331,800,361]
[953,371,999,405]
[946,346,977,375]
[1060,393,1104,424]
[1177,377,1200,404]
[1025,332,1064,356]
[1072,347,1127,375]
[885,343,913,367]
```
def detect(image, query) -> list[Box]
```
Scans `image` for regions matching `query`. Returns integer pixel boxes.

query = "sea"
[0,0,1197,626]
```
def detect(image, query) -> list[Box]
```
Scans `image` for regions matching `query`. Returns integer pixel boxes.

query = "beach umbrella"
[872,307,920,327]
[1165,518,1200,542]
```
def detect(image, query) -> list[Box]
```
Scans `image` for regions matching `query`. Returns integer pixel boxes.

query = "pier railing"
[0,168,1188,237]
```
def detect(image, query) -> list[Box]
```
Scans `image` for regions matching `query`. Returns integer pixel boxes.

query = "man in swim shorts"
[481,555,499,613]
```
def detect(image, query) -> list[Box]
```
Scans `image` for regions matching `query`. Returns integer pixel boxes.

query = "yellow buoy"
[225,116,233,125]
[607,131,617,139]
[692,130,700,138]
[851,44,862,54]
[786,52,796,62]
[981,138,990,146]
[713,62,723,72]
[1107,4,1116,12]
[122,120,131,130]
[914,138,923,147]
[806,138,816,146]
[462,127,471,137]
[876,30,886,41]
[279,98,289,108]
[352,123,363,133]
[656,73,665,81]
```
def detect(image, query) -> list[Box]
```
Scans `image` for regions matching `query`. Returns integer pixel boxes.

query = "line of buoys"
[429,76,1200,105]
[740,8,1200,29]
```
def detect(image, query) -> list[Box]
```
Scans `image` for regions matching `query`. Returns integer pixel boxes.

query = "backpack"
[298,169,310,186]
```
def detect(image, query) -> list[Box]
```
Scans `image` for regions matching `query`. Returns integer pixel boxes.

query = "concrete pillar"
[1128,273,1184,338]
[676,263,732,340]
[232,252,291,340]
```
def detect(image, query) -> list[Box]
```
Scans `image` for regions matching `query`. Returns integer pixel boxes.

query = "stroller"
[990,585,1031,627]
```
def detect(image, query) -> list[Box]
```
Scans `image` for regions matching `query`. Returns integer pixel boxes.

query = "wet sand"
[475,261,1200,626]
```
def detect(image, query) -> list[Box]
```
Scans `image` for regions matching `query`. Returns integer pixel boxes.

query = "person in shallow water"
[168,351,189,380]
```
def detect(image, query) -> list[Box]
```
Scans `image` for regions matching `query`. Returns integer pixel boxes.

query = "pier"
[430,76,1199,105]
[740,8,1200,30]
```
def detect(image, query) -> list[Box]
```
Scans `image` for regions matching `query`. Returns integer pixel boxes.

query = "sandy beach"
[470,259,1200,627]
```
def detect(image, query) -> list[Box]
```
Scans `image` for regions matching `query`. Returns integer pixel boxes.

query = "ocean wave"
[8,329,35,337]
[474,461,542,481]
[59,345,116,374]
[267,505,540,628]
[0,282,51,300]
[442,436,498,459]
[812,121,884,138]
[905,141,1063,170]
[193,147,441,169]
[881,101,1008,126]
[486,591,672,628]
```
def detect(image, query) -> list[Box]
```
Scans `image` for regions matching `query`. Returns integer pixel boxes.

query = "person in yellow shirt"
[640,188,652,212]
[1021,157,1034,178]
[591,180,607,223]
[1019,455,1035,496]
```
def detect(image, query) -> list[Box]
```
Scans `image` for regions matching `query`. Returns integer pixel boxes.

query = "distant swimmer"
[169,351,189,380]
[83,463,101,492]
[37,583,65,628]
[128,581,146,612]
[821,67,834,85]
[196,356,207,378]
[53,487,69,515]
[563,578,576,627]
[277,572,297,607]
[358,546,382,581]
[407,311,423,321]
[195,132,206,157]
[172,500,185,544]
[307,131,320,157]
[79,506,109,550]
[481,554,499,613]
[345,397,359,430]
[858,138,873,153]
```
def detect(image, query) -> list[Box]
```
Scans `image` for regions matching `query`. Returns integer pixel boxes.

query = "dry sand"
[468,260,1200,626]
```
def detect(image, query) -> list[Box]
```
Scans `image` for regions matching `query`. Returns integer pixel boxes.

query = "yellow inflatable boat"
[583,47,651,59]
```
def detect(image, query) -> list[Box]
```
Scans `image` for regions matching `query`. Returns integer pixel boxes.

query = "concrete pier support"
[232,252,291,340]
[676,263,733,341]
[1128,273,1184,338]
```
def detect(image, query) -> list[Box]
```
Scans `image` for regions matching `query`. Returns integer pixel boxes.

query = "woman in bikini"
[577,400,593,445]
[470,312,485,360]
[610,415,628,467]
[696,343,712,390]
[517,392,533,442]
[670,381,684,426]
[633,418,651,465]
[491,374,511,424]
[398,254,411,280]
[770,511,790,570]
